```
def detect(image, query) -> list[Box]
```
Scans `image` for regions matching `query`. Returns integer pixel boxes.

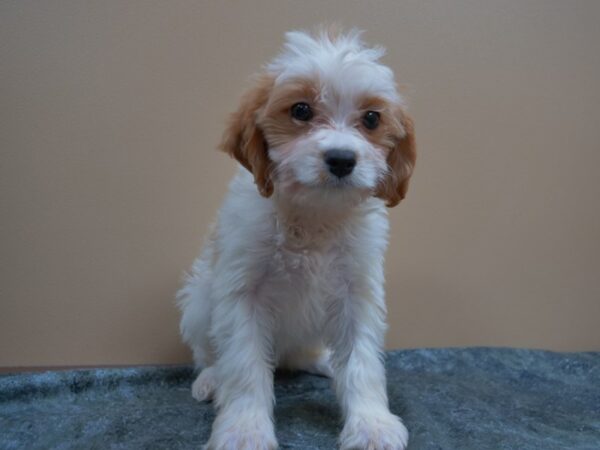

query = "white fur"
[179,29,409,450]
[268,29,401,105]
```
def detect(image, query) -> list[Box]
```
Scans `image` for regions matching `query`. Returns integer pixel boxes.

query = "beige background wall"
[2,1,600,368]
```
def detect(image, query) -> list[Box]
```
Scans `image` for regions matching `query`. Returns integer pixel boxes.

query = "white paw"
[191,367,216,402]
[205,416,278,450]
[340,412,409,450]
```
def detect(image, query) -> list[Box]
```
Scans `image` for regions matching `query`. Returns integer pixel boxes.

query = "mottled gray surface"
[1,348,599,449]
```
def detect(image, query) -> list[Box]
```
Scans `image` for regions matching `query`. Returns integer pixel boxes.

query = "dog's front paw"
[339,412,408,450]
[205,413,278,450]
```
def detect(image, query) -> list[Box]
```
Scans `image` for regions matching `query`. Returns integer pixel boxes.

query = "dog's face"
[220,29,416,207]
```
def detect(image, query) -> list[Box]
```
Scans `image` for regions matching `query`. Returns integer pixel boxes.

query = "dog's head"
[220,28,416,208]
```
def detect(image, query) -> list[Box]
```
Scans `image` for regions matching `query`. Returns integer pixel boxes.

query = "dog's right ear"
[219,75,275,197]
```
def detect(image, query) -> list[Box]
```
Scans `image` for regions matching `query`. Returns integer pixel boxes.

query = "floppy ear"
[219,76,274,197]
[376,110,416,207]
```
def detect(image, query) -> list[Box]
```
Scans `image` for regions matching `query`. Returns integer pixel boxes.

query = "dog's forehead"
[268,30,400,105]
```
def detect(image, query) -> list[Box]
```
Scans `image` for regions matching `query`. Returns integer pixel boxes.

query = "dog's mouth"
[311,166,357,188]
[315,175,374,199]
[274,165,373,197]
[324,175,355,188]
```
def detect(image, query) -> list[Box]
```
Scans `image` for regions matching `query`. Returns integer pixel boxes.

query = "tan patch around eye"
[259,78,321,148]
[356,96,401,152]
[359,96,389,113]
[264,78,319,117]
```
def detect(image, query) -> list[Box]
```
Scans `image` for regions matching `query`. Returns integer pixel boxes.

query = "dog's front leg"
[328,284,409,450]
[205,296,277,450]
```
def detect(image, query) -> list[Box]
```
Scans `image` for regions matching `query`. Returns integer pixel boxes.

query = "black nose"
[324,149,356,178]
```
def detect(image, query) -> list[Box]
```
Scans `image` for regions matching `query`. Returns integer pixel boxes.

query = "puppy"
[178,28,416,450]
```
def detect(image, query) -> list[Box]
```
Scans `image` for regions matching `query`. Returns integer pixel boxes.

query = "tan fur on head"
[219,75,275,197]
[375,110,416,207]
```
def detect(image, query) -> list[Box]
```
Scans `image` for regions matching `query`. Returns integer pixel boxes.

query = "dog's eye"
[362,111,380,130]
[291,102,313,121]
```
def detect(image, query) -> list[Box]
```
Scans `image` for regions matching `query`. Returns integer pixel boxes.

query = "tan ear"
[219,76,274,197]
[376,111,416,207]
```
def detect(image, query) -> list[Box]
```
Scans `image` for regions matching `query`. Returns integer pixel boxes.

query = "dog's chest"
[266,227,343,344]
[269,219,342,286]
[256,213,361,346]
[258,219,348,329]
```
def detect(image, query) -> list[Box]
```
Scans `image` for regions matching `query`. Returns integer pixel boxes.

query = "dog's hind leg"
[191,366,217,402]
[281,347,334,378]
[177,228,218,400]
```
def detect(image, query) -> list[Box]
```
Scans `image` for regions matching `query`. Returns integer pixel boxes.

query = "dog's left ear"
[376,110,416,207]
[219,76,274,197]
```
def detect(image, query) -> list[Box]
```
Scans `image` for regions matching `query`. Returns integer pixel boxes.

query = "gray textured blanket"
[1,348,599,449]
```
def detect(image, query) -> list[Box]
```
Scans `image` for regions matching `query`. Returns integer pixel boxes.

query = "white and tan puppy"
[178,27,416,450]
